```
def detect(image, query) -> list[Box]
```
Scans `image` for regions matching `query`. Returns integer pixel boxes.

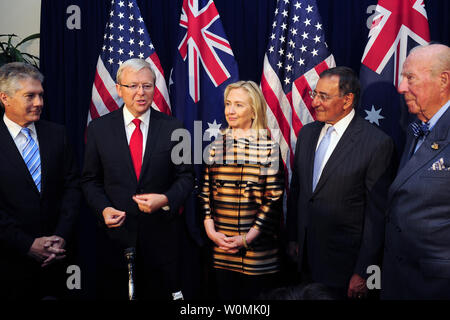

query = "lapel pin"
[431,143,439,150]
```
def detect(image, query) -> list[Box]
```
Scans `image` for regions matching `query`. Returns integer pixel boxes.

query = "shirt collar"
[3,113,37,138]
[123,105,151,127]
[425,99,450,131]
[324,109,355,137]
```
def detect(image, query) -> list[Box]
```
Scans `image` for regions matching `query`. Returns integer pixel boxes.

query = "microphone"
[124,247,136,300]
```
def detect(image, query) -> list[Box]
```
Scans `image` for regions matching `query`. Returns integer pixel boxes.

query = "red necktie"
[130,118,143,180]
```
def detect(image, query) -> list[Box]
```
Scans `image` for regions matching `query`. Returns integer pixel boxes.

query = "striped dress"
[199,131,284,275]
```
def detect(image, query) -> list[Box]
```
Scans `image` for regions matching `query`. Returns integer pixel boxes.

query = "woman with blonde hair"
[200,80,284,300]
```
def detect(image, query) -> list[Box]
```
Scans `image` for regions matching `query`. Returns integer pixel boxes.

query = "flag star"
[138,16,144,23]
[281,23,287,30]
[118,59,123,65]
[289,39,295,48]
[311,49,318,56]
[118,12,124,19]
[109,22,114,29]
[278,48,285,56]
[284,77,291,85]
[138,52,144,59]
[108,58,114,64]
[138,40,144,47]
[282,10,288,17]
[118,48,124,55]
[118,1,124,7]
[298,58,305,66]
[118,24,124,31]
[269,46,274,53]
[314,35,321,43]
[277,61,283,69]
[292,15,299,23]
[118,36,124,43]
[128,50,134,57]
[285,64,292,72]
[300,44,307,52]
[149,43,154,50]
[104,34,107,39]
[304,18,311,26]
[108,46,113,52]
[306,5,313,13]
[205,120,222,139]
[364,105,385,126]
[129,26,134,33]
[110,10,114,17]
[272,21,277,28]
[301,32,309,40]
[109,34,114,41]
[284,0,289,4]
[128,38,135,45]
[315,22,322,30]
[294,1,301,9]
[129,14,134,21]
[275,8,279,15]
[286,52,294,60]
[102,45,106,51]
[270,33,276,40]
[138,28,144,35]
[291,28,298,36]
[128,1,133,8]
[279,36,286,43]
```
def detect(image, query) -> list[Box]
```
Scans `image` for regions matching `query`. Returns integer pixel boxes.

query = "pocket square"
[428,158,449,171]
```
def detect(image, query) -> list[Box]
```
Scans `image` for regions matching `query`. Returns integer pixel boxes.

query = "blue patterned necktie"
[312,126,334,192]
[410,121,430,139]
[21,127,41,192]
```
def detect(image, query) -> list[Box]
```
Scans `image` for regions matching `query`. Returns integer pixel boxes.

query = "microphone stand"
[124,247,136,300]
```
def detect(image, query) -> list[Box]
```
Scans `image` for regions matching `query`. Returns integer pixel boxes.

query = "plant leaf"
[16,33,40,47]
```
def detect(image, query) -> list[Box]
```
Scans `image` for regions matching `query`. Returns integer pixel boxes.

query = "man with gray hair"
[82,58,194,299]
[382,44,450,299]
[0,62,81,299]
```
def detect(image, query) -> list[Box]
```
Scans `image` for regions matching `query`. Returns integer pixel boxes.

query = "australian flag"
[170,0,239,245]
[359,0,430,157]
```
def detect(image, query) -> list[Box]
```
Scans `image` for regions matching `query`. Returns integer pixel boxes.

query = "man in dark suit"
[82,58,194,300]
[382,44,450,299]
[0,62,80,299]
[287,67,395,299]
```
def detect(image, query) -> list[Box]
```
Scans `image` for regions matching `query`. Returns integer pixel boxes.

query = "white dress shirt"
[314,109,355,181]
[123,105,151,161]
[3,114,40,152]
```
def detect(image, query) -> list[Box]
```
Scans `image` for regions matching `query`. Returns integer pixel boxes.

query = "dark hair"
[259,283,338,300]
[319,66,360,109]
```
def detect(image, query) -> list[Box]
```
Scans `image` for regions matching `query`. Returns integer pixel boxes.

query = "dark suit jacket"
[382,106,450,299]
[0,116,80,294]
[287,114,395,289]
[81,108,194,268]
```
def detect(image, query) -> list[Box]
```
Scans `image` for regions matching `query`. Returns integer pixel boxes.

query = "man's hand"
[28,236,66,267]
[347,273,368,299]
[102,207,126,228]
[132,194,168,214]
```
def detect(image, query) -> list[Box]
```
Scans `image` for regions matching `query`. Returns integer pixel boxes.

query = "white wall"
[0,0,41,61]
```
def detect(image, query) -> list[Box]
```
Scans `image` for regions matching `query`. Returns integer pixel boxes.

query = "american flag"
[360,0,430,155]
[88,0,171,125]
[261,0,335,188]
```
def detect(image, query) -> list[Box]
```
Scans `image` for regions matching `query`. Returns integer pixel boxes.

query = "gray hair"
[0,62,44,99]
[116,58,156,84]
[409,43,450,77]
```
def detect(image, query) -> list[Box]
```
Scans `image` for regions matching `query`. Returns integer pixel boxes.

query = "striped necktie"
[21,127,41,192]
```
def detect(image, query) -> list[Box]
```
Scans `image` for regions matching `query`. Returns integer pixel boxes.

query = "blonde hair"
[224,80,268,131]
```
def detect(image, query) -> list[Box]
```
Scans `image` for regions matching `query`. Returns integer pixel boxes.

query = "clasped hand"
[211,232,244,253]
[28,235,66,267]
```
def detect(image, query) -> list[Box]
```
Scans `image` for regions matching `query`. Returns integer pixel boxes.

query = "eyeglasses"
[118,83,154,91]
[309,90,341,102]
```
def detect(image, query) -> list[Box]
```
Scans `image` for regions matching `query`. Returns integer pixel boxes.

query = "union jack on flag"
[261,0,335,190]
[170,0,239,245]
[360,0,430,155]
[88,0,171,125]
